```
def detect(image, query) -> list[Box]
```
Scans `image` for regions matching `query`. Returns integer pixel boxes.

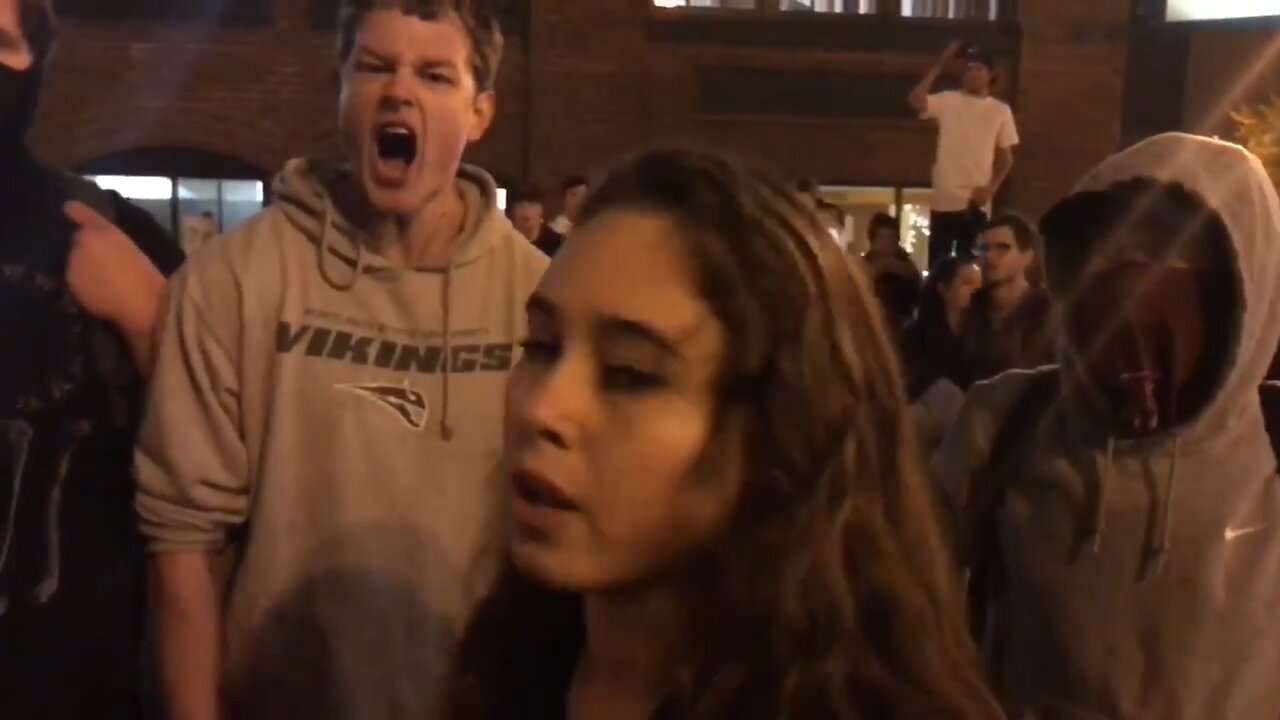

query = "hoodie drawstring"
[316,196,365,292]
[1087,436,1116,553]
[439,259,455,442]
[1145,436,1181,577]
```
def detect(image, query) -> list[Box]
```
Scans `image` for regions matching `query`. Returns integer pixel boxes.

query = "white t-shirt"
[924,90,1019,213]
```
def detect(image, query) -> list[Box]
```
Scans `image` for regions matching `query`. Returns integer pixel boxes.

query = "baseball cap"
[961,46,996,70]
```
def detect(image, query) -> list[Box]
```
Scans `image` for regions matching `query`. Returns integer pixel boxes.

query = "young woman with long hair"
[445,148,1000,720]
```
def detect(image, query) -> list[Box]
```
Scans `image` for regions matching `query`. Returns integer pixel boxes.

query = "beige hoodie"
[135,159,547,718]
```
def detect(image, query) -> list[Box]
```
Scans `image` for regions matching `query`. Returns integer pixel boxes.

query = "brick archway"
[28,22,342,176]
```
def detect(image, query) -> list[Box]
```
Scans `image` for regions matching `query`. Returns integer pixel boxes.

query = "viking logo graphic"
[339,382,429,430]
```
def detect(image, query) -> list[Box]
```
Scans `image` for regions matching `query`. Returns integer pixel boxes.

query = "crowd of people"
[5,1,1280,719]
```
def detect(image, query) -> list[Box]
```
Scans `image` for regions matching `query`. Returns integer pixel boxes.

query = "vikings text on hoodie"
[135,159,548,717]
[932,134,1280,719]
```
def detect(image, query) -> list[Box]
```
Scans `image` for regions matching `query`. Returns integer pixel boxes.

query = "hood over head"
[1041,133,1280,444]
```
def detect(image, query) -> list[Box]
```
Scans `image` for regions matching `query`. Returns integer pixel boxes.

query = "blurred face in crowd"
[510,199,544,243]
[961,61,992,95]
[1062,211,1233,435]
[504,209,740,591]
[0,0,34,72]
[562,183,589,222]
[870,225,899,254]
[978,224,1032,286]
[338,10,494,217]
[941,262,982,315]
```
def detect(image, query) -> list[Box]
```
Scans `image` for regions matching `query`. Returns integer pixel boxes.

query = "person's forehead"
[982,225,1015,242]
[542,210,711,332]
[354,9,471,64]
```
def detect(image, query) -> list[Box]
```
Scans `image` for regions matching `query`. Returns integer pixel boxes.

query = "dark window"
[699,68,919,120]
[780,0,877,12]
[56,0,271,24]
[900,0,997,20]
[655,0,1005,18]
[653,0,758,7]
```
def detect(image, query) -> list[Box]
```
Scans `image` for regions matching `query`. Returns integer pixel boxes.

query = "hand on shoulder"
[64,200,167,340]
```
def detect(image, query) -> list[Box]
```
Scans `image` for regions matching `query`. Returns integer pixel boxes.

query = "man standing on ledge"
[137,1,547,718]
[909,41,1018,268]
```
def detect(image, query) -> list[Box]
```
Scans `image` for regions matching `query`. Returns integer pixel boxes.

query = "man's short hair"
[985,212,1036,252]
[561,175,588,194]
[19,0,55,65]
[868,211,897,238]
[507,183,543,210]
[337,0,503,93]
[961,46,996,71]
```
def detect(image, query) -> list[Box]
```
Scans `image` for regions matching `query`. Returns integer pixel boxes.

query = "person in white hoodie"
[135,2,547,718]
[934,133,1280,719]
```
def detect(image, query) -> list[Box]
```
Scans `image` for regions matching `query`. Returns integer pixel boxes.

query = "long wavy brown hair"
[446,148,999,720]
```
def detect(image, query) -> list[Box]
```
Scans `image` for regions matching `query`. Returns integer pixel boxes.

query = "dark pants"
[929,206,988,269]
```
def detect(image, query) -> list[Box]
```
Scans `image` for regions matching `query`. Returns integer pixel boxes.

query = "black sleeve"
[107,192,186,277]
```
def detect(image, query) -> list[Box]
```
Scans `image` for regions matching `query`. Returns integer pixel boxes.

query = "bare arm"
[991,146,1015,195]
[119,280,168,381]
[63,200,170,379]
[152,552,222,720]
[136,259,248,720]
[971,146,1016,208]
[909,41,962,114]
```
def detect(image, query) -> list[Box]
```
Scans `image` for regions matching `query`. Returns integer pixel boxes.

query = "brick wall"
[1011,0,1133,215]
[28,0,1136,219]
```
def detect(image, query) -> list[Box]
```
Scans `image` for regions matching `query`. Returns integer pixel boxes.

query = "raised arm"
[909,41,962,115]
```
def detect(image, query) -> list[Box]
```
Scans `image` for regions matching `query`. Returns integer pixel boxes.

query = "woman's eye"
[601,365,664,393]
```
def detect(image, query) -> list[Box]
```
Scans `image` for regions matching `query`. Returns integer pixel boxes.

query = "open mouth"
[513,470,578,511]
[374,123,418,169]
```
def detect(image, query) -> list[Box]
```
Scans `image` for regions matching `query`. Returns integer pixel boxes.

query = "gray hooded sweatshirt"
[932,133,1280,719]
[135,159,547,718]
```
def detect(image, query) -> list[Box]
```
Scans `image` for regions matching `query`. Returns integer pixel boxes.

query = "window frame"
[54,0,272,25]
[650,0,1014,20]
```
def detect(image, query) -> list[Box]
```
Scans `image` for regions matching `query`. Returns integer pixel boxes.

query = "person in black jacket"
[0,2,183,717]
[901,254,982,400]
[863,211,923,333]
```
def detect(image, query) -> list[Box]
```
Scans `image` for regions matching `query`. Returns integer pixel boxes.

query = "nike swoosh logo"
[1224,524,1268,542]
